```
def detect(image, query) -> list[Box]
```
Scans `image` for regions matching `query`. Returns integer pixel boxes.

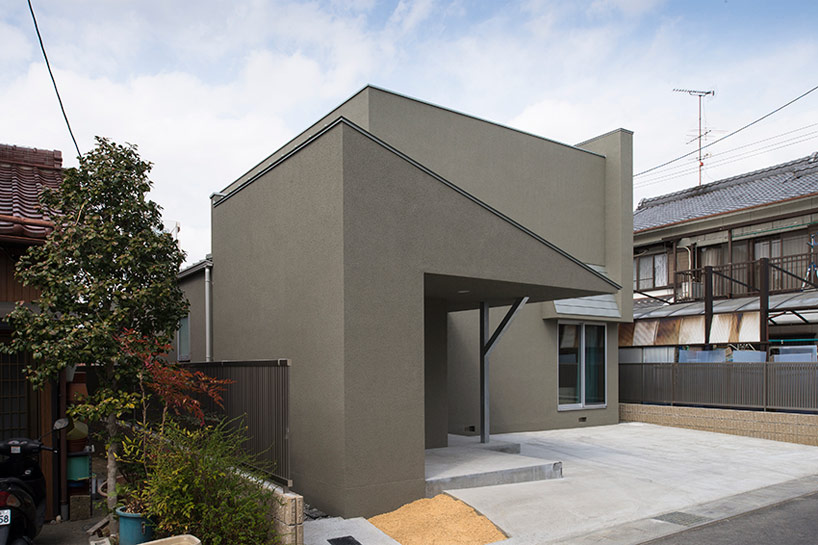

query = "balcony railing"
[674,252,817,302]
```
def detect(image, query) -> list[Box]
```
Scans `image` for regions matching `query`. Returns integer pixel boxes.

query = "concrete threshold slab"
[425,446,562,497]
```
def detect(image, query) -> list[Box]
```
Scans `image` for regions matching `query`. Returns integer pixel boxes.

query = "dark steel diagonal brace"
[480,297,529,443]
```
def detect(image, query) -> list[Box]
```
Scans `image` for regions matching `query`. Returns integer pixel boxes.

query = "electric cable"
[635,83,818,178]
[636,133,818,188]
[28,0,81,157]
[636,129,818,187]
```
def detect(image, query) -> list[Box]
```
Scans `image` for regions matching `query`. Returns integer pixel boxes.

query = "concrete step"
[304,517,400,545]
[425,446,562,496]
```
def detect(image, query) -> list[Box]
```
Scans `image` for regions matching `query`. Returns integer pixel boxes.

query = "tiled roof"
[0,144,62,241]
[634,152,818,232]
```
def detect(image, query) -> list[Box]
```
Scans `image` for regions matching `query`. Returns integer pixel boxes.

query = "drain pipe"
[205,260,213,362]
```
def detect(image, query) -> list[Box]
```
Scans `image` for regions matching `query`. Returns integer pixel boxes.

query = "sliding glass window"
[558,323,606,409]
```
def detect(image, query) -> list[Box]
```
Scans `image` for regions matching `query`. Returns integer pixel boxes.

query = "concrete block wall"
[620,403,818,446]
[272,488,304,545]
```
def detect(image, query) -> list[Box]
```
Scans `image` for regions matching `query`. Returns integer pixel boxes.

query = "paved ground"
[34,423,818,544]
[306,422,818,545]
[37,515,105,545]
[642,490,818,545]
[451,423,818,544]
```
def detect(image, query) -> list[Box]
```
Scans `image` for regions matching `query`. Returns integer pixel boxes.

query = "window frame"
[177,314,191,362]
[633,252,670,291]
[557,321,608,411]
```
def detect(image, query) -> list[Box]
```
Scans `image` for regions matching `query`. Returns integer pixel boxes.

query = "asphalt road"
[642,491,818,545]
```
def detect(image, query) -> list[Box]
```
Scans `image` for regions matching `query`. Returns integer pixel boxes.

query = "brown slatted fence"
[621,361,818,413]
[186,359,291,487]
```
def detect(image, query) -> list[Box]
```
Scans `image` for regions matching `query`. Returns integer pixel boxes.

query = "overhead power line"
[28,0,81,158]
[635,124,818,187]
[635,133,818,188]
[635,83,818,178]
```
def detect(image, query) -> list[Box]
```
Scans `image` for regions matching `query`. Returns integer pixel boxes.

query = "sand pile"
[369,494,506,545]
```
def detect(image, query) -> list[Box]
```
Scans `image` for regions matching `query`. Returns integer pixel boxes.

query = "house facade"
[0,143,62,519]
[183,86,633,517]
[623,153,818,362]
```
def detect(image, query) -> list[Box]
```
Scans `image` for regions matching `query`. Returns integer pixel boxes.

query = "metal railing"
[620,361,818,412]
[187,359,291,487]
[674,252,815,302]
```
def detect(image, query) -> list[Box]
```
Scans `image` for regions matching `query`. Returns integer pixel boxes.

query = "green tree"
[4,137,188,521]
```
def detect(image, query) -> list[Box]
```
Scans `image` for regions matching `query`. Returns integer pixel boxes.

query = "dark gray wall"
[424,298,448,449]
[447,307,621,435]
[212,120,618,517]
[339,124,615,516]
[212,128,347,514]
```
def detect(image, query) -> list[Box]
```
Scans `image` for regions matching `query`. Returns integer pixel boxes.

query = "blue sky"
[2,0,817,263]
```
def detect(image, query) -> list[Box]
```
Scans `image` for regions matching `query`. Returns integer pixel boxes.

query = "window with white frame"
[177,315,190,362]
[558,323,606,409]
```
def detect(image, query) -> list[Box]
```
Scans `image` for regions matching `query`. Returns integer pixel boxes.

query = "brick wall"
[620,403,818,446]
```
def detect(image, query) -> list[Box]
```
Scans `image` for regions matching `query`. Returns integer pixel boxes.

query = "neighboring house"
[170,255,212,363]
[0,144,62,519]
[0,143,61,439]
[623,152,818,362]
[184,86,633,517]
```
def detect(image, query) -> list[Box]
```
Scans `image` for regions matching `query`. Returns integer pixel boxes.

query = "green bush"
[141,419,278,545]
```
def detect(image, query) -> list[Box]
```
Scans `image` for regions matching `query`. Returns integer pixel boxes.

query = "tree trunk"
[106,412,119,534]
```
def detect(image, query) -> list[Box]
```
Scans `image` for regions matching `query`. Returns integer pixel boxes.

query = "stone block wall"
[620,403,818,446]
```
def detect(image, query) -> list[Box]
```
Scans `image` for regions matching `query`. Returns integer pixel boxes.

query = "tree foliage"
[6,137,187,392]
[4,137,188,516]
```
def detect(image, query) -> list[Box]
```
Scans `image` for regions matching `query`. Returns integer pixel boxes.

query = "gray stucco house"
[177,86,633,517]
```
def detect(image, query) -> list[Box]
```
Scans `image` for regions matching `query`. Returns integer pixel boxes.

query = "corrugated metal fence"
[621,362,818,412]
[187,359,291,487]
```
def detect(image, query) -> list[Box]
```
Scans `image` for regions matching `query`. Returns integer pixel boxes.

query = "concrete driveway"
[450,422,818,544]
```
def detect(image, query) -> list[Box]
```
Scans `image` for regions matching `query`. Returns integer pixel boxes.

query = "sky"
[2,0,818,265]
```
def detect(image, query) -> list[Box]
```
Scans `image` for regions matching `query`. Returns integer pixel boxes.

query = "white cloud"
[3,0,818,263]
[0,21,33,67]
[388,0,437,34]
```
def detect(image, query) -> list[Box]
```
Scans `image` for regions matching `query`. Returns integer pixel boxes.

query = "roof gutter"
[205,262,213,362]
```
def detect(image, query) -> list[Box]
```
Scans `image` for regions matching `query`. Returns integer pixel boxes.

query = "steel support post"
[479,297,528,444]
[760,257,770,353]
[480,302,489,444]
[704,265,713,347]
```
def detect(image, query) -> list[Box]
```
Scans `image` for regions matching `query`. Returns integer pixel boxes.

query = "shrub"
[142,419,278,545]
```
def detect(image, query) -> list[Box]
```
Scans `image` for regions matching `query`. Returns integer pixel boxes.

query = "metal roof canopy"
[635,289,818,323]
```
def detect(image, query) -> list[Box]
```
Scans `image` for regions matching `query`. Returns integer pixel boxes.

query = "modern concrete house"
[181,86,633,517]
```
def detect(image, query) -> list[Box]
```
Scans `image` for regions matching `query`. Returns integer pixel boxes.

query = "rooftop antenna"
[674,88,715,186]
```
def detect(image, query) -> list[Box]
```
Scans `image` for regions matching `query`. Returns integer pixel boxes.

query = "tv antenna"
[674,88,715,186]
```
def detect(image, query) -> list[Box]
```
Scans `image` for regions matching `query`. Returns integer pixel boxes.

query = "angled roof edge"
[218,85,372,194]
[215,116,621,292]
[638,153,818,211]
[217,85,608,194]
[364,85,606,159]
[178,255,212,280]
[634,191,818,235]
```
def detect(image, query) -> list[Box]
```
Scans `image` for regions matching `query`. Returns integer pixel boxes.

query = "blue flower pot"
[116,507,155,545]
